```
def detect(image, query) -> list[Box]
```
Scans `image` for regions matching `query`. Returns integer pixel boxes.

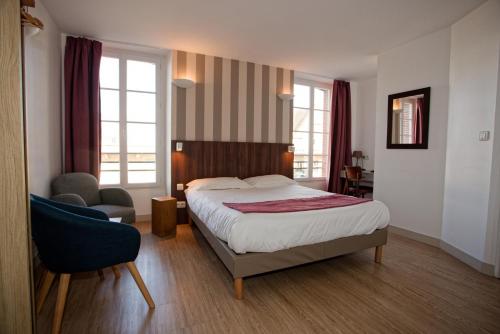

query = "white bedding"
[185,185,390,254]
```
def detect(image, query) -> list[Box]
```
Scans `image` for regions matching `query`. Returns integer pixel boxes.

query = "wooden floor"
[36,222,500,334]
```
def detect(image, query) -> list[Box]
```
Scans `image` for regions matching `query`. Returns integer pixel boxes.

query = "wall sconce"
[176,142,183,152]
[21,3,44,37]
[278,93,294,101]
[173,78,195,89]
[288,145,295,153]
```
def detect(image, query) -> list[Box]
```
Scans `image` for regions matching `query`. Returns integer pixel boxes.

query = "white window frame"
[293,78,331,181]
[100,47,166,189]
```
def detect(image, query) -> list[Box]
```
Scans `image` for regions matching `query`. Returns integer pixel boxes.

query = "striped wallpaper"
[172,50,294,143]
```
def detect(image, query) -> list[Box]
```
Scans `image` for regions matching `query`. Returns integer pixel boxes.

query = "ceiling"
[41,0,484,80]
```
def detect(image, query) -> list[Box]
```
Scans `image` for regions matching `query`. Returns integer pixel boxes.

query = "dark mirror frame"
[386,87,431,149]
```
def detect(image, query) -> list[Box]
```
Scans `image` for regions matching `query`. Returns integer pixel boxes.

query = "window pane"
[128,171,156,184]
[101,122,119,153]
[100,57,119,89]
[314,110,330,133]
[293,84,310,108]
[314,88,329,110]
[293,131,309,155]
[100,171,120,185]
[127,92,156,123]
[101,89,119,121]
[293,108,309,132]
[293,155,309,179]
[128,153,155,170]
[128,153,156,184]
[313,133,328,155]
[127,123,155,153]
[127,60,156,92]
[312,155,328,178]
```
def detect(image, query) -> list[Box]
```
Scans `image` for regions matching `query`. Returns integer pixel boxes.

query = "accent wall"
[172,50,294,143]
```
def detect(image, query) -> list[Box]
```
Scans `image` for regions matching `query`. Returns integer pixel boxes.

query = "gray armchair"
[51,172,136,224]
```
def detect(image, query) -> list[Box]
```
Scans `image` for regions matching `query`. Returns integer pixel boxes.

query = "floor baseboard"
[440,240,495,276]
[388,225,441,247]
[136,214,151,222]
[389,225,495,277]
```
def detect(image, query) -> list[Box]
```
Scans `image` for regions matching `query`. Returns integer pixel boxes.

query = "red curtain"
[327,80,352,193]
[64,36,102,178]
[413,97,424,144]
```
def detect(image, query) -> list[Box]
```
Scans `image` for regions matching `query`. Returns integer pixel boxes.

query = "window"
[99,50,162,186]
[399,102,413,144]
[292,81,331,179]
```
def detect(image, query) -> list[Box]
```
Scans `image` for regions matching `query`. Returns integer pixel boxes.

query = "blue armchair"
[30,197,154,334]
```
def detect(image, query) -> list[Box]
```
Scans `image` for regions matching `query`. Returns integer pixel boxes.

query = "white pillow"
[186,177,252,190]
[243,174,296,188]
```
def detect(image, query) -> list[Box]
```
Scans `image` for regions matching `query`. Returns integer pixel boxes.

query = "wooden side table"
[151,196,177,238]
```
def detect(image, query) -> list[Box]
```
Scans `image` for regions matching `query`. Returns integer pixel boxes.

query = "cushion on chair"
[52,173,101,206]
[91,204,136,224]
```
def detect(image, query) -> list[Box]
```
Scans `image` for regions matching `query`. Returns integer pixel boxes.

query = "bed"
[172,140,390,299]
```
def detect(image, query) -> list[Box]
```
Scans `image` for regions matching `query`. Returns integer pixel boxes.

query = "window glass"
[127,92,156,123]
[101,89,119,121]
[293,84,310,108]
[292,82,331,179]
[293,108,309,132]
[99,54,160,185]
[127,60,156,92]
[100,57,119,89]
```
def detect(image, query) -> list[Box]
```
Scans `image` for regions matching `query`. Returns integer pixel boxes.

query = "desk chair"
[343,166,370,198]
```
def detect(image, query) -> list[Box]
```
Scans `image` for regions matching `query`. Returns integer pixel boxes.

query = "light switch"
[176,183,184,191]
[479,131,490,141]
[177,201,186,208]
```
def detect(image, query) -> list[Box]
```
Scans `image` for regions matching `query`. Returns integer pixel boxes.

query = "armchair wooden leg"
[37,270,56,314]
[111,265,121,279]
[97,269,105,281]
[375,245,383,263]
[52,274,71,334]
[125,262,155,308]
[234,278,244,300]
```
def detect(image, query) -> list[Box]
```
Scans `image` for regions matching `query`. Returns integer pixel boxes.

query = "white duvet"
[185,185,390,254]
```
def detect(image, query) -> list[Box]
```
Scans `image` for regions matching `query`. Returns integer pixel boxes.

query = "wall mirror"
[387,87,430,149]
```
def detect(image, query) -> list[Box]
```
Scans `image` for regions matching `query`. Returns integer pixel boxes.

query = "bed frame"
[187,208,387,299]
[172,140,388,299]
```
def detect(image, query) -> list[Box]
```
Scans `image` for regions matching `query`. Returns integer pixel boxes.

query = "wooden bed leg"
[234,278,244,300]
[375,245,383,263]
[188,214,193,226]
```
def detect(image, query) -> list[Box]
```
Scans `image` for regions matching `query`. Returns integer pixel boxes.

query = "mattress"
[185,184,390,254]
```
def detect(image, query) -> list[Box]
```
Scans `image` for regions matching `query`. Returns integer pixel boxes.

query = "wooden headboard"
[171,140,293,223]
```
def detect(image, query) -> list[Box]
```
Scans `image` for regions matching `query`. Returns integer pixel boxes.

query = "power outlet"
[479,131,490,141]
[176,183,184,191]
[177,201,186,208]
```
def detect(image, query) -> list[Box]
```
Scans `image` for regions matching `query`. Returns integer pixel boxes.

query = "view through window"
[99,52,160,186]
[293,81,331,179]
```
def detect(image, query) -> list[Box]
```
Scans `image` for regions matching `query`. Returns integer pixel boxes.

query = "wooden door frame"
[0,0,35,332]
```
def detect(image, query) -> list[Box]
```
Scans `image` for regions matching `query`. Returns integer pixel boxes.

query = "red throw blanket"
[223,194,371,213]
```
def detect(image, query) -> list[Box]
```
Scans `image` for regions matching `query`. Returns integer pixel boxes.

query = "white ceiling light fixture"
[173,78,195,89]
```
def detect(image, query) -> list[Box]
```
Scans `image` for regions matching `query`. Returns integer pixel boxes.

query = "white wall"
[374,28,451,239]
[24,0,62,197]
[351,78,377,171]
[442,0,500,265]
